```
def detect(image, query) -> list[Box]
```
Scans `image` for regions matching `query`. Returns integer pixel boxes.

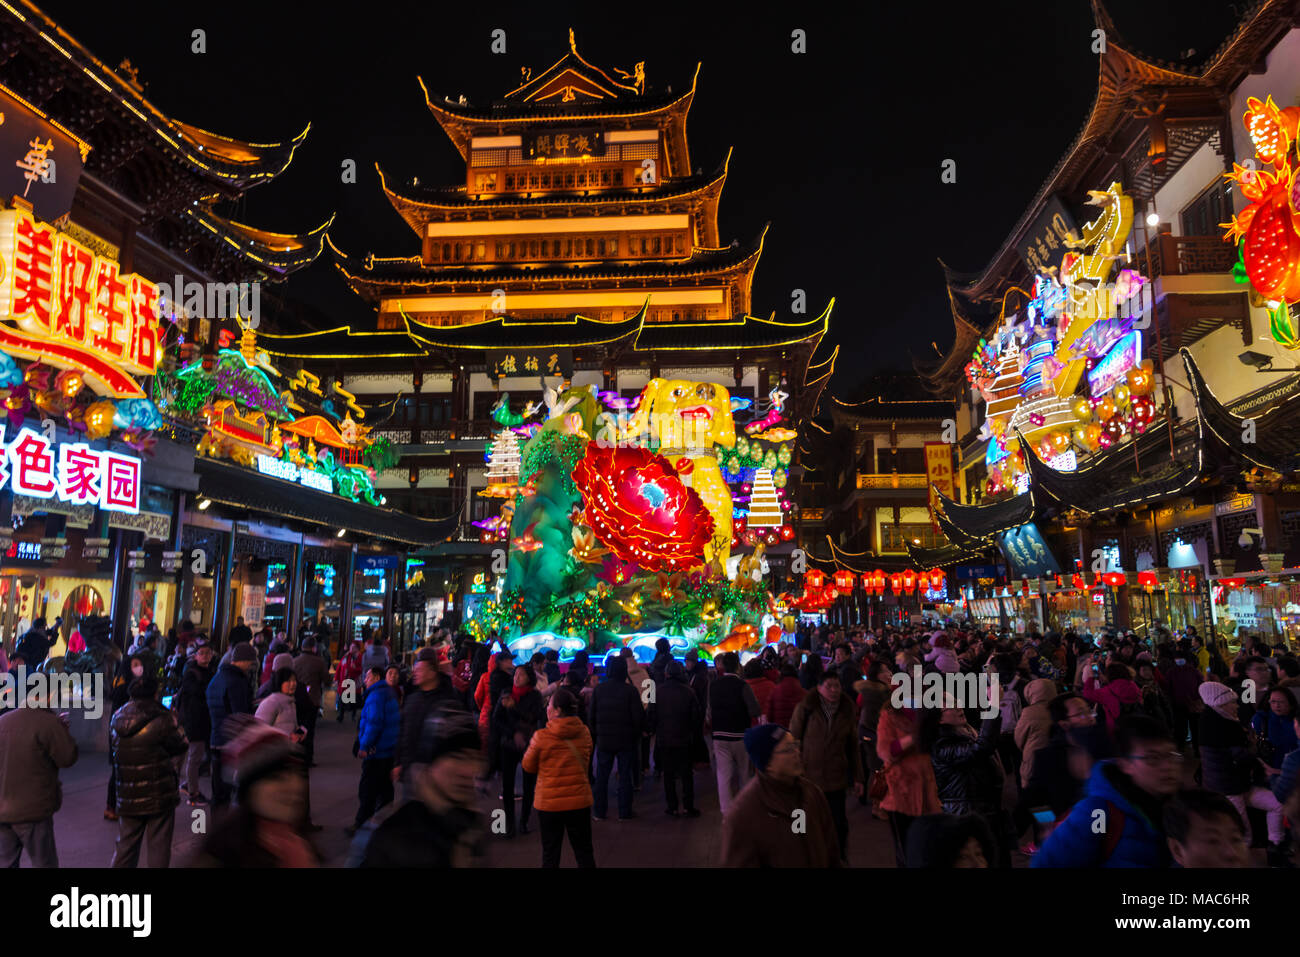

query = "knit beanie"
[231,641,257,663]
[272,652,294,672]
[744,723,787,774]
[1199,681,1239,721]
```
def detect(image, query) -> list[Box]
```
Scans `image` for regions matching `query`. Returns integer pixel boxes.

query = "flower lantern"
[805,569,824,590]
[825,586,839,601]
[834,569,855,592]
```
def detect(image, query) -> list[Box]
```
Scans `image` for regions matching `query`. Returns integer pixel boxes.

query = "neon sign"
[0,425,139,513]
[255,453,335,494]
[0,208,161,397]
[1088,331,1141,397]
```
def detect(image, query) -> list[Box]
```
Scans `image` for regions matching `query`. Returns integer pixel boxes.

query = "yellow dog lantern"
[621,378,736,565]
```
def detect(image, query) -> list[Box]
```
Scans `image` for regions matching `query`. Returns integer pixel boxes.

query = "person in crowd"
[798,651,824,691]
[649,637,674,684]
[930,701,1006,866]
[767,662,805,731]
[523,688,596,867]
[720,724,841,867]
[1025,693,1102,828]
[1134,660,1174,731]
[361,632,391,676]
[1197,681,1288,865]
[354,707,486,867]
[925,634,959,674]
[1163,788,1250,868]
[877,695,942,867]
[856,659,892,816]
[1236,656,1274,728]
[1082,662,1144,733]
[292,637,328,766]
[191,719,317,867]
[256,667,306,740]
[348,666,402,836]
[260,634,289,688]
[543,649,562,686]
[475,651,510,762]
[205,641,259,807]
[707,651,761,815]
[742,658,776,723]
[177,642,216,806]
[109,676,188,868]
[1032,716,1181,868]
[385,666,405,709]
[904,813,996,868]
[789,669,864,863]
[589,653,643,821]
[227,615,253,648]
[0,679,78,866]
[649,660,701,817]
[1014,677,1058,796]
[528,652,553,701]
[494,663,545,836]
[618,648,653,784]
[105,653,146,820]
[394,647,461,787]
[1165,641,1204,754]
[1253,687,1299,772]
[14,617,50,669]
[335,639,364,723]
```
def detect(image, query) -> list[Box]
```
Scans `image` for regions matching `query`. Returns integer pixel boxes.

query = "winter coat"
[205,662,254,747]
[336,652,363,697]
[876,705,941,816]
[255,691,299,736]
[177,659,214,743]
[720,773,842,867]
[746,676,777,721]
[1082,675,1142,732]
[930,715,1004,817]
[924,646,959,674]
[856,679,890,742]
[361,642,390,676]
[395,682,461,770]
[589,659,645,752]
[523,715,593,811]
[359,680,401,759]
[767,676,805,729]
[358,800,485,868]
[493,688,546,757]
[625,658,652,708]
[0,707,77,823]
[648,673,700,749]
[1254,709,1299,768]
[1165,661,1203,709]
[110,698,188,818]
[292,651,329,708]
[1199,707,1253,795]
[789,689,864,792]
[1032,760,1170,868]
[1014,678,1058,788]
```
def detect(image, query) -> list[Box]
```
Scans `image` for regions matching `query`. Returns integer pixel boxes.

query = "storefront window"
[352,561,393,643]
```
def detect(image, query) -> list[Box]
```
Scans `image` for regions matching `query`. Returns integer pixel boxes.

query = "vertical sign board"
[924,442,954,531]
[241,585,266,630]
[0,85,88,223]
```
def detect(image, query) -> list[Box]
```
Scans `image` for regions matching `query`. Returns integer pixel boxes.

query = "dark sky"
[39,0,1245,396]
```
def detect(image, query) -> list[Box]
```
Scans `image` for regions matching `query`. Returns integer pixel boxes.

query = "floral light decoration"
[572,444,714,572]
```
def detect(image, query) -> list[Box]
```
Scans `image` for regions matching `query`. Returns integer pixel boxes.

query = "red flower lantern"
[1071,573,1086,589]
[573,444,714,572]
[834,569,854,592]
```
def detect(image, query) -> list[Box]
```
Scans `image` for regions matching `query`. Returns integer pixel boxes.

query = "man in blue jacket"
[348,666,401,835]
[1032,716,1182,868]
[205,642,258,807]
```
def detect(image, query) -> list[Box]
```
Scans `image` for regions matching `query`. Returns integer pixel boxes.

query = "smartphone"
[161,694,175,709]
[1031,808,1056,826]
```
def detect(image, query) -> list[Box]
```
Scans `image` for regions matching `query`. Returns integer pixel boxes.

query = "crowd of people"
[1,610,1298,870]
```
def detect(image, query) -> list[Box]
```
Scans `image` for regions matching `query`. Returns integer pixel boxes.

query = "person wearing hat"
[177,642,216,806]
[205,641,259,807]
[394,647,462,789]
[356,708,486,867]
[720,724,841,867]
[191,718,317,867]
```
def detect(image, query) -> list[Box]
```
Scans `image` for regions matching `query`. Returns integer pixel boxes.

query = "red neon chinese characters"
[12,215,56,329]
[101,451,140,513]
[129,276,160,371]
[56,238,93,343]
[8,428,56,497]
[58,443,102,505]
[93,260,129,359]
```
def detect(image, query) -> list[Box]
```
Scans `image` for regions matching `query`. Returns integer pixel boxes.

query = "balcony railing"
[372,428,413,444]
[856,473,928,490]
[1133,233,1236,278]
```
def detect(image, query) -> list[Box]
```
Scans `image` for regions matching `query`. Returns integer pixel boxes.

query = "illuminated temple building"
[255,30,836,614]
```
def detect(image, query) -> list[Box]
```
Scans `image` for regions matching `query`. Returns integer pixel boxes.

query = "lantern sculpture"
[805,569,824,590]
[928,568,946,594]
[825,586,839,601]
[834,569,855,592]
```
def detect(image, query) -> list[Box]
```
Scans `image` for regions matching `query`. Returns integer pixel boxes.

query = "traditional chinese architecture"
[251,29,836,617]
[914,0,1300,643]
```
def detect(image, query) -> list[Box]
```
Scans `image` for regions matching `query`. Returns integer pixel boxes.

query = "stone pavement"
[45,697,909,867]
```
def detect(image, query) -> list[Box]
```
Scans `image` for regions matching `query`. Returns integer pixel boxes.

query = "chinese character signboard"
[924,441,954,530]
[0,207,161,397]
[996,523,1061,578]
[1015,194,1079,276]
[489,348,573,380]
[0,86,88,224]
[1088,331,1142,397]
[524,129,603,160]
[0,426,140,514]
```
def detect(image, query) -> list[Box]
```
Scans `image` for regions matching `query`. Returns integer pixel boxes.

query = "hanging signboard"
[0,426,140,514]
[1015,194,1080,275]
[0,85,89,224]
[489,348,573,380]
[523,129,604,160]
[997,522,1062,578]
[924,442,955,531]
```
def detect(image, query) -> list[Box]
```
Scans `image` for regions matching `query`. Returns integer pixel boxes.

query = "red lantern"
[805,569,824,590]
[1071,573,1086,589]
[861,572,874,592]
[889,572,903,594]
[1137,570,1158,591]
[834,569,854,592]
[872,569,887,593]
[928,568,945,591]
[902,569,918,593]
[1102,571,1127,588]
[826,586,839,601]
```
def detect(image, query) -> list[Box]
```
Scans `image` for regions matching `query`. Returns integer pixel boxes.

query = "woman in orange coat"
[522,688,595,868]
[876,697,941,867]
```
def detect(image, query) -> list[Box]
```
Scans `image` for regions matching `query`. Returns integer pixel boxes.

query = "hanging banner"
[924,442,955,531]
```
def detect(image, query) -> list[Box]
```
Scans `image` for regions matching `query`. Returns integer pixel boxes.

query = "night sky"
[38,0,1246,396]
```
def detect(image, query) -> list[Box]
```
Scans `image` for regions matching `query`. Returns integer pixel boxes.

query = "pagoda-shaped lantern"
[481,429,521,496]
[747,468,783,527]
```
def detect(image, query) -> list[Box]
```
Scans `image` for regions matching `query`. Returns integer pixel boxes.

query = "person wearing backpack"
[1031,716,1179,868]
[1082,663,1143,733]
